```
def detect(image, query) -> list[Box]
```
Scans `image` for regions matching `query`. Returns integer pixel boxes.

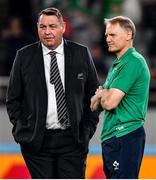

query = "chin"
[44,43,54,49]
[108,48,114,52]
[108,47,117,52]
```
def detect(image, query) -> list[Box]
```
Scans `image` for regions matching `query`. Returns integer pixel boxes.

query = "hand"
[90,94,100,112]
[95,86,104,95]
[100,96,106,109]
[90,86,104,112]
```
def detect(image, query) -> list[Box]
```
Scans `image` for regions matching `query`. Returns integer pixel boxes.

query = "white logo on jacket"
[113,161,119,170]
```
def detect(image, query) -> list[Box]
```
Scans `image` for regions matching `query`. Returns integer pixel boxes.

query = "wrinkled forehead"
[106,22,121,29]
[105,22,127,34]
[38,14,64,24]
[38,14,58,21]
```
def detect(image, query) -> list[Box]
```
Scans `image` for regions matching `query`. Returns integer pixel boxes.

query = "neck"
[116,43,133,59]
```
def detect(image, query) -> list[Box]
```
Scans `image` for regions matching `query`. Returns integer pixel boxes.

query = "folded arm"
[90,87,125,111]
[100,88,125,111]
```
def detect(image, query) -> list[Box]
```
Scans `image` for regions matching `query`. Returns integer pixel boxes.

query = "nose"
[45,27,51,34]
[106,36,111,43]
[106,37,113,45]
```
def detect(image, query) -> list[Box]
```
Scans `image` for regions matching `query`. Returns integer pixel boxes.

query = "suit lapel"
[64,40,72,96]
[33,42,47,91]
[33,40,72,96]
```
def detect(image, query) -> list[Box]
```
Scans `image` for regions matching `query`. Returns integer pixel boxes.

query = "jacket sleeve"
[6,50,23,125]
[84,47,100,138]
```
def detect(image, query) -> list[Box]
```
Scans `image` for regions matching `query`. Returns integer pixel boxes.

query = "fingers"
[90,95,100,112]
[95,86,104,94]
[100,96,105,108]
[90,86,105,111]
[90,101,100,112]
[99,86,103,90]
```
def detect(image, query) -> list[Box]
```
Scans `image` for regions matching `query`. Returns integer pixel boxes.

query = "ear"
[126,31,132,41]
[62,21,66,33]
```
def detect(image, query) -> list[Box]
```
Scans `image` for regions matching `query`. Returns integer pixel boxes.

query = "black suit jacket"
[6,39,100,153]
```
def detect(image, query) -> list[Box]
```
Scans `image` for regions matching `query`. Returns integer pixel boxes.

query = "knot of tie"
[49,51,57,58]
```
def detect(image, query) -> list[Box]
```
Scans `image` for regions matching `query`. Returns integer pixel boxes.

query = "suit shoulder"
[65,40,88,50]
[18,41,40,53]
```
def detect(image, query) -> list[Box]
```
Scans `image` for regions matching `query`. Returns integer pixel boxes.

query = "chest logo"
[113,161,119,170]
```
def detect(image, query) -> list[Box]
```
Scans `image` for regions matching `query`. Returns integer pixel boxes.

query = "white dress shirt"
[42,40,65,129]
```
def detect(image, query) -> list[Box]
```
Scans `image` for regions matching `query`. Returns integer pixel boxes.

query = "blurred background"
[0,0,156,178]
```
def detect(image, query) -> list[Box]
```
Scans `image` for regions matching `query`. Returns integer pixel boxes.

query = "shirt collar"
[42,39,64,56]
[113,48,135,65]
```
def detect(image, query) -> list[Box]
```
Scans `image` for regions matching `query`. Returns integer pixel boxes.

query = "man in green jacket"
[90,16,150,179]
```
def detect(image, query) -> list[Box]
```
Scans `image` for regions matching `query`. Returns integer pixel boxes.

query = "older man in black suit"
[6,7,100,179]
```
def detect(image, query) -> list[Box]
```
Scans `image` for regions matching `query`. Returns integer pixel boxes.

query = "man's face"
[37,14,65,49]
[105,22,131,57]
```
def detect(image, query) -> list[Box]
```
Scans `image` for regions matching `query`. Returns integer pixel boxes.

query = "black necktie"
[49,51,70,129]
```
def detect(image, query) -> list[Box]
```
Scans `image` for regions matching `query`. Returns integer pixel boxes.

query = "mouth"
[44,37,54,40]
[108,44,114,48]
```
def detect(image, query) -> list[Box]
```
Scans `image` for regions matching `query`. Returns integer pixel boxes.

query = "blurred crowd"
[0,0,156,104]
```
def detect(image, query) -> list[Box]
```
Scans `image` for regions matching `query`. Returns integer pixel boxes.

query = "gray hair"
[38,7,63,22]
[104,16,136,39]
